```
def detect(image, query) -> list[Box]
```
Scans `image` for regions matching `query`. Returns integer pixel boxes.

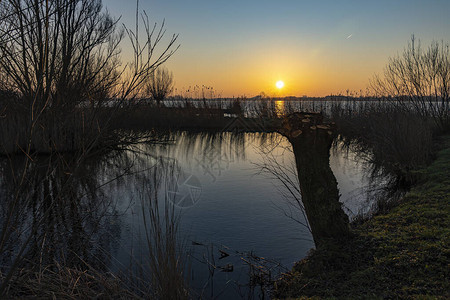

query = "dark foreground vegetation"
[0,0,449,297]
[0,0,179,155]
[274,135,450,298]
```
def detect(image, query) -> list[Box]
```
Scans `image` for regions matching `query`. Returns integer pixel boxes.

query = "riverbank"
[274,135,450,298]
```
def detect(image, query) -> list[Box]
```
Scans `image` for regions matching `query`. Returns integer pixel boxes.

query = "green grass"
[275,136,450,299]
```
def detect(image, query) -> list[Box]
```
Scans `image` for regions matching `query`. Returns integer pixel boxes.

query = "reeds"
[3,262,140,299]
[0,149,191,298]
[133,161,190,299]
[331,100,435,187]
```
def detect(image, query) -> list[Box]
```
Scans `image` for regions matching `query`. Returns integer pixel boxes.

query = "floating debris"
[219,249,230,259]
[219,264,234,272]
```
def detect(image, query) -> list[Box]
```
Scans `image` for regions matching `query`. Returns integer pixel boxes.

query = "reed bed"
[331,100,437,187]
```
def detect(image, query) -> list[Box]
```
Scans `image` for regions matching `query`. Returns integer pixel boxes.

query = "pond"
[0,130,386,298]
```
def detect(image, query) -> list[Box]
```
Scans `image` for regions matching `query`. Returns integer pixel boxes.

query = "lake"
[0,130,386,298]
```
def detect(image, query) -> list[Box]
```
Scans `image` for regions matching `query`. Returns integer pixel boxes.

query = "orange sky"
[164,40,388,98]
[105,0,450,98]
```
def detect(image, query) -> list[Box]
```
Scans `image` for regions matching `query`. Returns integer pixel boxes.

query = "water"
[93,131,381,298]
[0,131,384,298]
[160,98,382,117]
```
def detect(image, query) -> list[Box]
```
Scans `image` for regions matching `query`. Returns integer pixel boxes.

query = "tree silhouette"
[371,36,450,131]
[146,67,174,106]
[0,0,179,153]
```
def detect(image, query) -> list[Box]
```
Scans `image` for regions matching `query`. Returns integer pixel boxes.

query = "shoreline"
[274,135,450,298]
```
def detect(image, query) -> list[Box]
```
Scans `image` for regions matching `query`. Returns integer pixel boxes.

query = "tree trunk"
[281,113,350,247]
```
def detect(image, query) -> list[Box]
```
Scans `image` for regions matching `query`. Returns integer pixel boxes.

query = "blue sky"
[103,0,450,97]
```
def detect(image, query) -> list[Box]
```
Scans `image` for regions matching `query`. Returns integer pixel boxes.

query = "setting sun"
[276,80,285,89]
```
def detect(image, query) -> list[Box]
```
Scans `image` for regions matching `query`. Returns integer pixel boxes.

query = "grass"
[274,135,450,299]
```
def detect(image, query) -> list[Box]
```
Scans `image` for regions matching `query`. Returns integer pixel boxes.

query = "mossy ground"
[275,136,450,299]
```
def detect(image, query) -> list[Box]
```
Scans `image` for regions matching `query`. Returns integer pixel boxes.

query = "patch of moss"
[275,136,450,299]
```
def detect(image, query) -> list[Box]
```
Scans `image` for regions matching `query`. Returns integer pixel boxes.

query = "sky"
[103,0,450,98]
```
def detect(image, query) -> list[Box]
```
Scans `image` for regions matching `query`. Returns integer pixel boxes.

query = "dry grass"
[2,262,141,299]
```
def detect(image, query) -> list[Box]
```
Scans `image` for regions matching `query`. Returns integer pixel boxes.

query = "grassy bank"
[275,135,450,299]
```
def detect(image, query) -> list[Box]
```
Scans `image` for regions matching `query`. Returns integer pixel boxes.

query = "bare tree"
[0,0,124,110]
[0,0,179,153]
[371,36,450,131]
[0,0,180,295]
[146,66,174,105]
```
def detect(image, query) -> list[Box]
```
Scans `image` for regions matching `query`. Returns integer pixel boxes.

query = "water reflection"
[286,120,350,246]
[0,130,383,298]
[0,154,124,279]
[275,100,285,117]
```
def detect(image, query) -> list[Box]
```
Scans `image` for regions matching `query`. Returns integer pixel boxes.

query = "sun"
[276,80,285,89]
